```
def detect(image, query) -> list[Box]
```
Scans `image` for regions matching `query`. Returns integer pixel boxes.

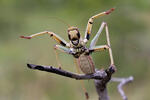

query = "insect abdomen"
[77,54,95,74]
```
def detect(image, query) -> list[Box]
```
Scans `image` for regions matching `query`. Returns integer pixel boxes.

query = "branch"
[27,63,116,100]
[94,65,116,100]
[27,64,108,80]
[111,76,134,100]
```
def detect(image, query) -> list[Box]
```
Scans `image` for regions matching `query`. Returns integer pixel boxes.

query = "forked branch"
[111,77,134,100]
[27,64,114,80]
[27,64,133,100]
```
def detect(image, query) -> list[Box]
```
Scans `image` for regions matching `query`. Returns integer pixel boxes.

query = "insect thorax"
[70,45,90,58]
[69,37,89,58]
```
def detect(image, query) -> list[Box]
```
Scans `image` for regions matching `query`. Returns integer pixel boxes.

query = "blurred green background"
[0,0,150,100]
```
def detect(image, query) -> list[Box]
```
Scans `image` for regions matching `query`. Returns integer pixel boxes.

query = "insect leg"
[105,23,114,65]
[89,22,114,65]
[90,22,106,48]
[54,45,74,54]
[74,59,89,100]
[89,45,109,52]
[84,8,115,43]
[54,48,62,69]
[20,31,70,47]
[54,45,74,69]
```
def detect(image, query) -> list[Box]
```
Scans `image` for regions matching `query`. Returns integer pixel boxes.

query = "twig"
[111,76,134,100]
[27,64,108,80]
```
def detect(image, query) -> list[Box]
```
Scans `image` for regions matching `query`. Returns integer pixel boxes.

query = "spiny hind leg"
[20,31,69,47]
[84,8,115,43]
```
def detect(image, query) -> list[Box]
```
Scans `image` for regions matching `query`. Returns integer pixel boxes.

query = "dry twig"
[111,77,134,100]
[27,63,133,100]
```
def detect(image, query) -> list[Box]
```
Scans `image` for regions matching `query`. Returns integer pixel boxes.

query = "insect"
[20,8,115,74]
[20,8,115,99]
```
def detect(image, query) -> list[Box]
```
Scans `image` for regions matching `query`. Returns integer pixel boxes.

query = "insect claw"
[105,8,115,15]
[20,36,32,39]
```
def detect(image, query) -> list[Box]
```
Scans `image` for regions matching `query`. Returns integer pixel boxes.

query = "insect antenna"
[49,16,71,28]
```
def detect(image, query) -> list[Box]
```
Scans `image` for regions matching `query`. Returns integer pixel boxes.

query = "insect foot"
[20,36,32,39]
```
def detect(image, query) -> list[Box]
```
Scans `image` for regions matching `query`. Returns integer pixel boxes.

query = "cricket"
[20,8,115,99]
